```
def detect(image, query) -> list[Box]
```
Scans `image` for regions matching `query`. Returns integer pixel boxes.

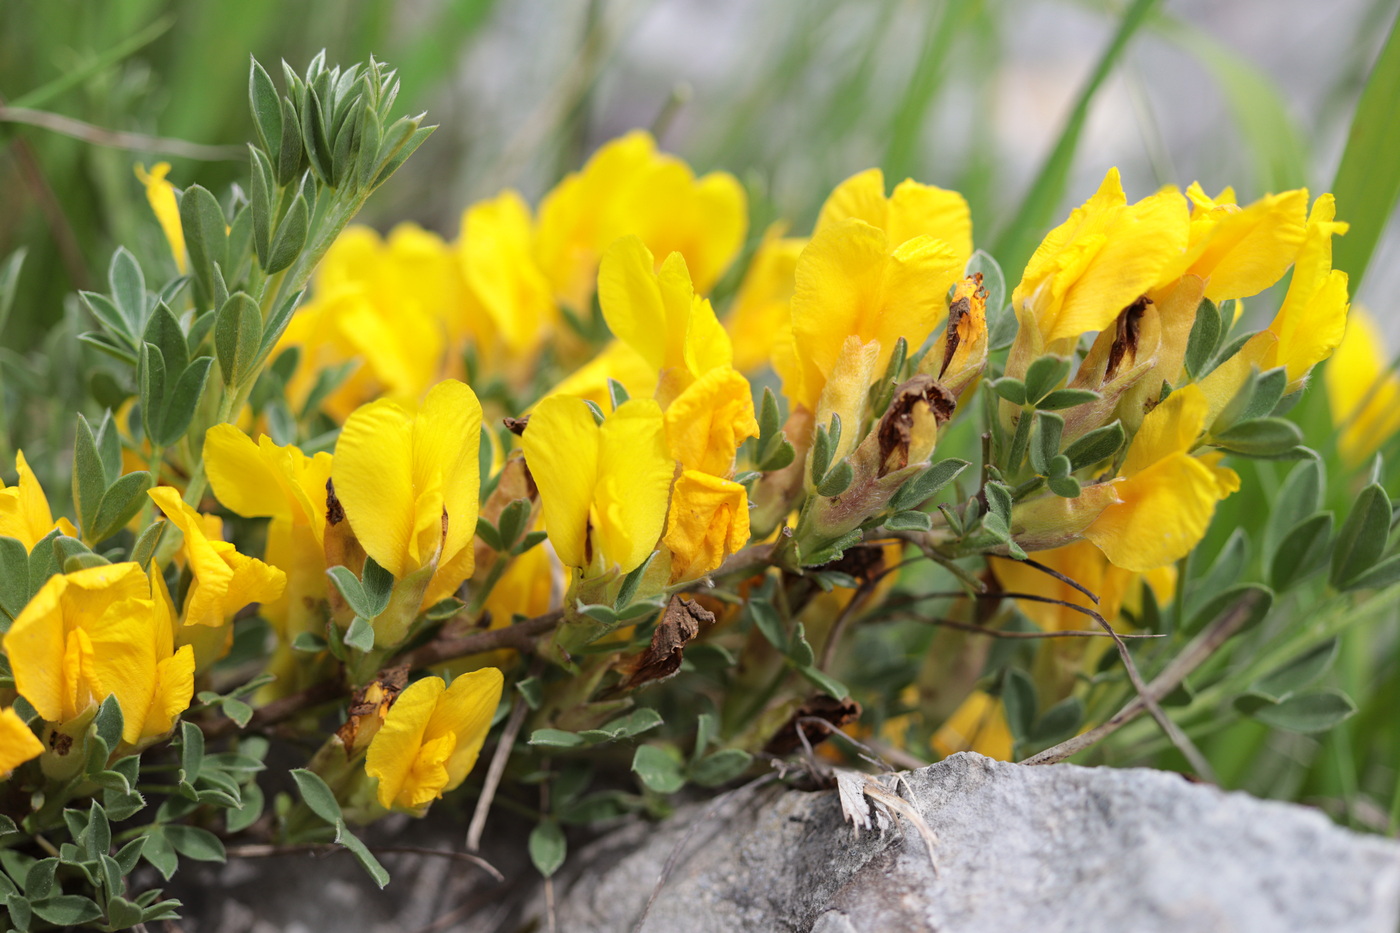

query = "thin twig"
[466,693,532,852]
[1023,592,1262,766]
[890,613,1162,639]
[224,843,504,880]
[1011,556,1100,604]
[0,106,246,160]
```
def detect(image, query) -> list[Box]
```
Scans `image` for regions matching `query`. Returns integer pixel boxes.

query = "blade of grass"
[991,0,1160,278]
[881,1,977,183]
[6,15,174,111]
[1330,7,1400,289]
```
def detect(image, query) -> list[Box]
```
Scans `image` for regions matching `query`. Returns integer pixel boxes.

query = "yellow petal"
[663,470,750,582]
[140,646,196,741]
[3,573,69,725]
[204,424,296,521]
[542,339,659,409]
[1326,307,1400,465]
[459,190,557,355]
[815,168,890,235]
[594,399,674,574]
[1084,453,1231,572]
[332,398,416,577]
[134,162,187,273]
[664,367,760,475]
[1123,383,1208,475]
[1264,193,1350,386]
[0,707,43,775]
[366,675,446,809]
[432,667,504,792]
[522,396,602,570]
[816,169,972,267]
[412,380,483,578]
[0,450,67,549]
[725,226,807,373]
[1186,188,1309,301]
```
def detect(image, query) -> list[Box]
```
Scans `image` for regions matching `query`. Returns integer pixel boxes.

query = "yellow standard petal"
[0,707,43,775]
[522,396,603,571]
[1262,193,1350,386]
[205,425,333,545]
[664,367,760,476]
[664,471,751,583]
[459,189,557,355]
[789,218,959,411]
[1083,453,1231,573]
[135,162,187,273]
[725,225,807,373]
[0,450,78,548]
[816,168,973,266]
[1164,184,1308,301]
[593,399,675,574]
[1014,168,1189,345]
[332,380,483,580]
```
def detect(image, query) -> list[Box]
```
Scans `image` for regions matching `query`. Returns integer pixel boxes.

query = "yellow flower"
[1080,384,1239,572]
[931,690,1013,761]
[1012,168,1188,349]
[0,707,43,776]
[1157,183,1309,302]
[135,162,187,273]
[922,274,989,398]
[725,226,806,373]
[783,218,962,414]
[364,669,503,811]
[204,425,334,684]
[521,396,674,575]
[599,235,732,402]
[458,189,558,357]
[542,340,659,409]
[332,379,483,616]
[1258,193,1350,387]
[536,130,746,311]
[1326,307,1400,465]
[1,450,78,548]
[2,563,194,746]
[663,471,750,583]
[815,167,973,268]
[148,487,287,627]
[664,366,759,476]
[276,225,457,420]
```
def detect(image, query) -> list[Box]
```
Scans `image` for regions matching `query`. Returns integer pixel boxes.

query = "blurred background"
[2,0,1397,354]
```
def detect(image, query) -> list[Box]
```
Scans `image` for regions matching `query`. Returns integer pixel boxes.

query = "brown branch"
[224,842,504,880]
[202,611,563,739]
[1022,592,1262,766]
[0,106,246,160]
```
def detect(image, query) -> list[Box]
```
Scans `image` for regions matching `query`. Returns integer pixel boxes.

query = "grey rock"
[543,753,1400,933]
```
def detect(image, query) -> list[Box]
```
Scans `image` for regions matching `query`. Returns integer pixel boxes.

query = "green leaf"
[1064,421,1125,470]
[249,58,283,154]
[689,749,754,787]
[93,694,124,754]
[890,458,969,511]
[1344,553,1400,592]
[1329,11,1400,288]
[1037,388,1099,411]
[1210,417,1303,457]
[581,708,664,743]
[108,247,147,336]
[325,566,372,618]
[1251,689,1357,734]
[749,599,787,652]
[226,781,266,834]
[179,720,203,784]
[141,830,178,881]
[79,292,134,346]
[990,377,1027,406]
[215,293,263,388]
[1184,584,1273,637]
[290,769,343,825]
[1254,638,1338,701]
[72,414,107,538]
[106,897,145,929]
[529,729,586,749]
[155,358,213,447]
[360,557,394,616]
[335,824,390,889]
[90,472,154,544]
[266,186,310,274]
[1183,297,1222,378]
[1030,695,1083,744]
[29,895,103,926]
[797,664,848,699]
[529,819,567,878]
[1330,483,1392,588]
[344,617,375,652]
[0,536,27,625]
[24,859,57,900]
[885,510,933,532]
[177,185,228,302]
[496,499,531,552]
[1001,668,1037,743]
[816,460,855,497]
[1239,367,1287,422]
[474,517,503,551]
[788,623,816,668]
[615,551,656,609]
[1264,459,1323,561]
[1029,411,1064,475]
[138,343,166,442]
[129,521,167,570]
[1268,511,1333,590]
[631,745,686,794]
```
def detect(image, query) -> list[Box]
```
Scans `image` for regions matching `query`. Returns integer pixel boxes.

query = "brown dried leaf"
[763,695,861,757]
[616,596,711,691]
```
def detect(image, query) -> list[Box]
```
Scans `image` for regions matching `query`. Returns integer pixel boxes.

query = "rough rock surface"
[542,753,1400,933]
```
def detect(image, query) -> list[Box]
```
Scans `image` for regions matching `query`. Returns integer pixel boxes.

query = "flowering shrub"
[0,54,1395,926]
